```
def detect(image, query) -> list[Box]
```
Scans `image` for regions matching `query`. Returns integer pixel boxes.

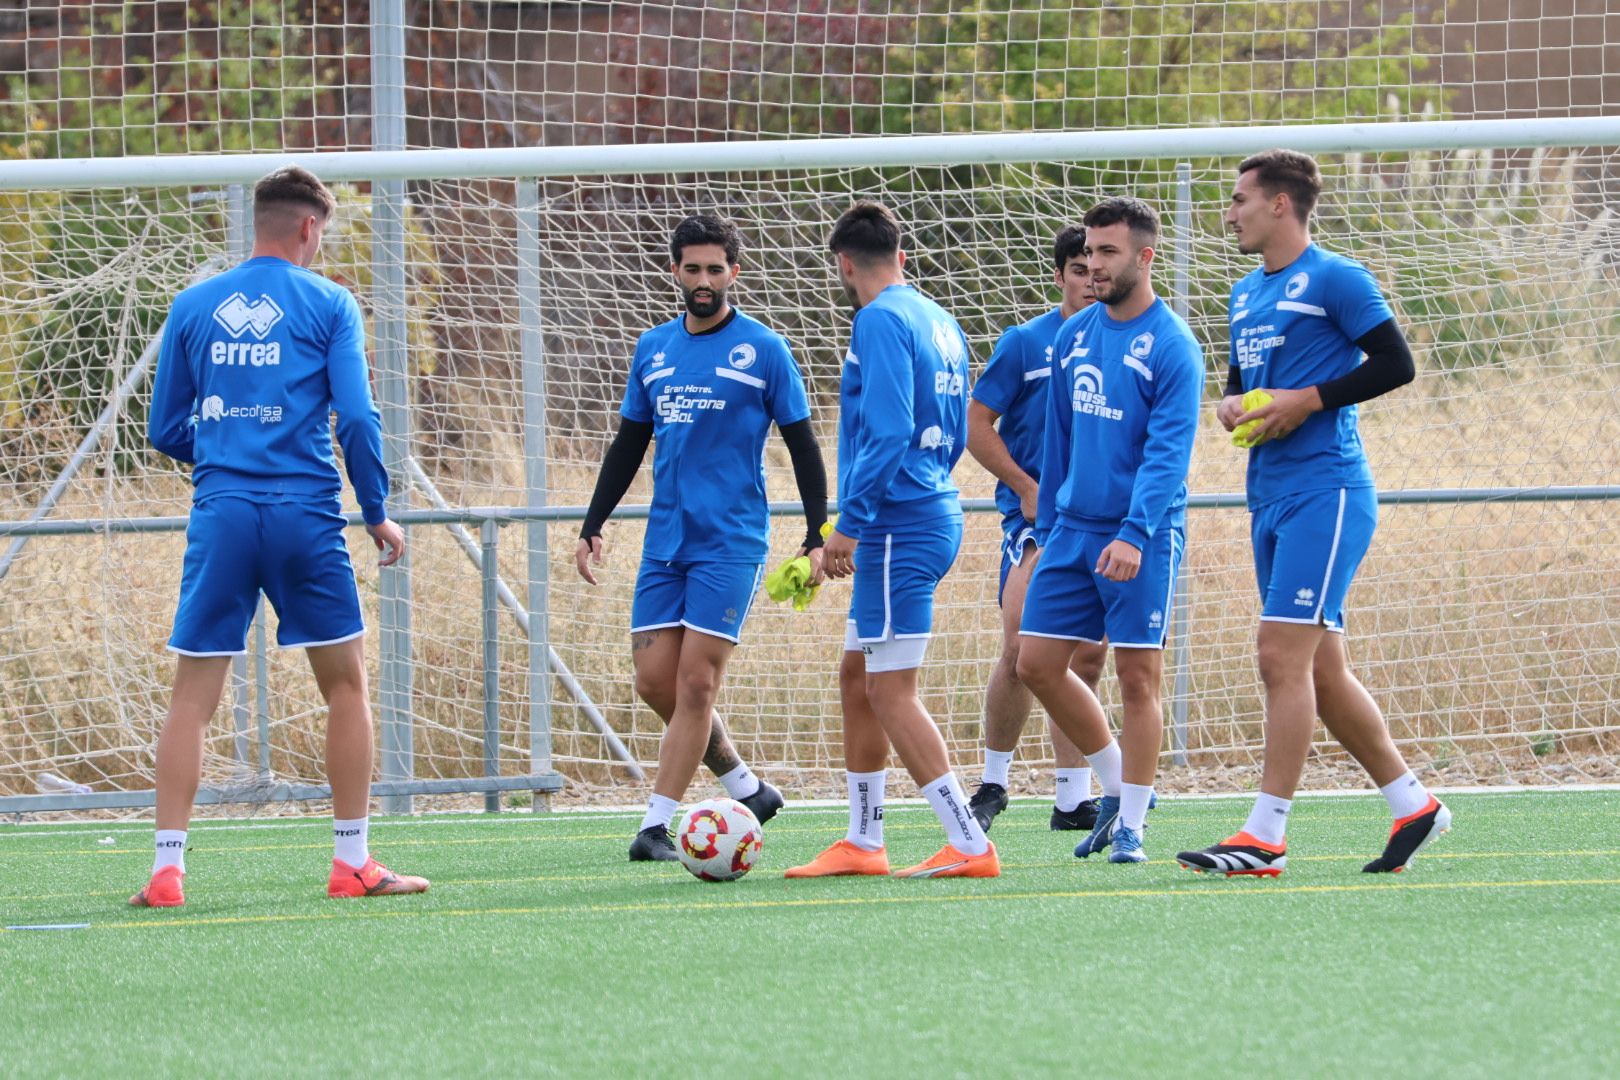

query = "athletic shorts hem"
[629,621,683,634]
[1109,639,1167,650]
[891,632,933,640]
[166,644,247,658]
[1019,630,1093,642]
[278,627,366,650]
[1259,614,1336,627]
[679,618,741,644]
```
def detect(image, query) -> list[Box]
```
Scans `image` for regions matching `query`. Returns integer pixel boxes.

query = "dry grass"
[4,364,1619,804]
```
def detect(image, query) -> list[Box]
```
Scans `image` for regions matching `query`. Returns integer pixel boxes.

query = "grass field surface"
[3,790,1618,1077]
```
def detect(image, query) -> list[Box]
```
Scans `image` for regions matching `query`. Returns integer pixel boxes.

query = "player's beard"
[841,280,863,313]
[1093,262,1140,306]
[683,285,726,319]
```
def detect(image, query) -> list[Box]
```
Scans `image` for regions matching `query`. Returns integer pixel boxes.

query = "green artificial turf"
[2,791,1617,1078]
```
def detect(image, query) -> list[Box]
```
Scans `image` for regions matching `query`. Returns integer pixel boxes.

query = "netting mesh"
[1,2,1618,806]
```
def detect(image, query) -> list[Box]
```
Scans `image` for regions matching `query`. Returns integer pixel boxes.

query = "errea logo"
[932,320,965,368]
[213,292,284,339]
[1294,587,1316,607]
[1285,272,1309,299]
[727,342,757,370]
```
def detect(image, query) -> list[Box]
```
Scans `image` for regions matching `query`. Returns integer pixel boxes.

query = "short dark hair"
[253,166,335,227]
[669,214,742,265]
[827,201,902,264]
[1082,196,1160,250]
[1238,149,1322,224]
[1052,224,1087,271]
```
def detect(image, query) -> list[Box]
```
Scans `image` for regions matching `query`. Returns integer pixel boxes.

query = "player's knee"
[1256,638,1313,689]
[675,663,721,707]
[1014,648,1055,692]
[1113,660,1160,706]
[997,639,1025,684]
[1070,651,1106,688]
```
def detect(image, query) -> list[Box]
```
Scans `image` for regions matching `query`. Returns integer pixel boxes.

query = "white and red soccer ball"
[676,798,762,882]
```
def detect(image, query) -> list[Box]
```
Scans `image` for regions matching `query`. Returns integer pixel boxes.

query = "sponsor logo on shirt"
[199,395,283,424]
[1070,363,1123,421]
[918,424,956,452]
[1235,323,1284,371]
[655,384,726,424]
[1285,272,1309,299]
[727,343,757,370]
[212,292,285,339]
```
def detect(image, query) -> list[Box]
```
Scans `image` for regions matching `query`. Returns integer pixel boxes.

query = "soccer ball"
[676,798,763,882]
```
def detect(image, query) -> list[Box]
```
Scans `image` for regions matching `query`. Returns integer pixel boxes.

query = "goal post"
[3,116,1619,813]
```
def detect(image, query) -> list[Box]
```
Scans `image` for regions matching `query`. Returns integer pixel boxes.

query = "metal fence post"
[518,179,554,809]
[481,518,501,813]
[372,1,414,813]
[1169,161,1194,767]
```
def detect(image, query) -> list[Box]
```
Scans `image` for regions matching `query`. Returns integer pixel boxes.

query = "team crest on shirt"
[727,343,757,370]
[1285,272,1309,299]
[212,292,284,339]
[931,320,965,368]
[1129,332,1155,359]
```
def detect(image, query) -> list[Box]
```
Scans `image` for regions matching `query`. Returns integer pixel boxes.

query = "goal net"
[1,3,1617,809]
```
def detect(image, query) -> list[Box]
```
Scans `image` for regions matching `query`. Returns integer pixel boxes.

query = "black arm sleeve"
[579,419,653,540]
[1225,363,1243,398]
[1315,318,1416,411]
[779,418,829,550]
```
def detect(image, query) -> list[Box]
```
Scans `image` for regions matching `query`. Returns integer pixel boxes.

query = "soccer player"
[1016,197,1203,866]
[966,224,1108,833]
[577,214,828,863]
[785,200,999,880]
[132,166,427,907]
[1177,149,1448,877]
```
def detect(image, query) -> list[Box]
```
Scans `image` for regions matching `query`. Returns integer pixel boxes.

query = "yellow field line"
[4,849,1620,903]
[16,876,1605,933]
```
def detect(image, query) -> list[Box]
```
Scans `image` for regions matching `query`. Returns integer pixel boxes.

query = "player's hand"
[1233,386,1321,445]
[1018,484,1039,525]
[576,535,605,585]
[1095,539,1141,582]
[367,519,405,567]
[799,545,827,587]
[822,528,858,580]
[1216,393,1246,432]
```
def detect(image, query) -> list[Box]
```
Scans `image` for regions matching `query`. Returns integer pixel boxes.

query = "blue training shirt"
[620,309,811,563]
[147,256,389,525]
[836,284,970,539]
[971,305,1067,533]
[1040,295,1203,550]
[1229,243,1394,510]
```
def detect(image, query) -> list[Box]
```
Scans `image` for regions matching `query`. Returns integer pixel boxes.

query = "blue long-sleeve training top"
[147,256,389,525]
[835,284,970,539]
[1039,295,1203,550]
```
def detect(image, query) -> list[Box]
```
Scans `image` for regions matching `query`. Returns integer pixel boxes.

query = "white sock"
[717,762,761,801]
[922,772,989,856]
[153,830,187,874]
[1054,768,1091,811]
[1120,783,1154,832]
[846,770,886,851]
[982,748,1013,788]
[1380,770,1431,819]
[333,817,369,868]
[1086,740,1123,797]
[1242,793,1292,846]
[639,794,679,832]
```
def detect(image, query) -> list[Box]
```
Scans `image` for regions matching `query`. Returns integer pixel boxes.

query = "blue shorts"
[631,559,764,644]
[997,520,1038,607]
[169,495,364,656]
[1252,486,1376,632]
[1020,523,1183,648]
[848,518,963,642]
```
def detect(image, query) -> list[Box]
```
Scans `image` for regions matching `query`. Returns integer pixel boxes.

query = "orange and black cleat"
[327,856,430,899]
[1176,832,1288,878]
